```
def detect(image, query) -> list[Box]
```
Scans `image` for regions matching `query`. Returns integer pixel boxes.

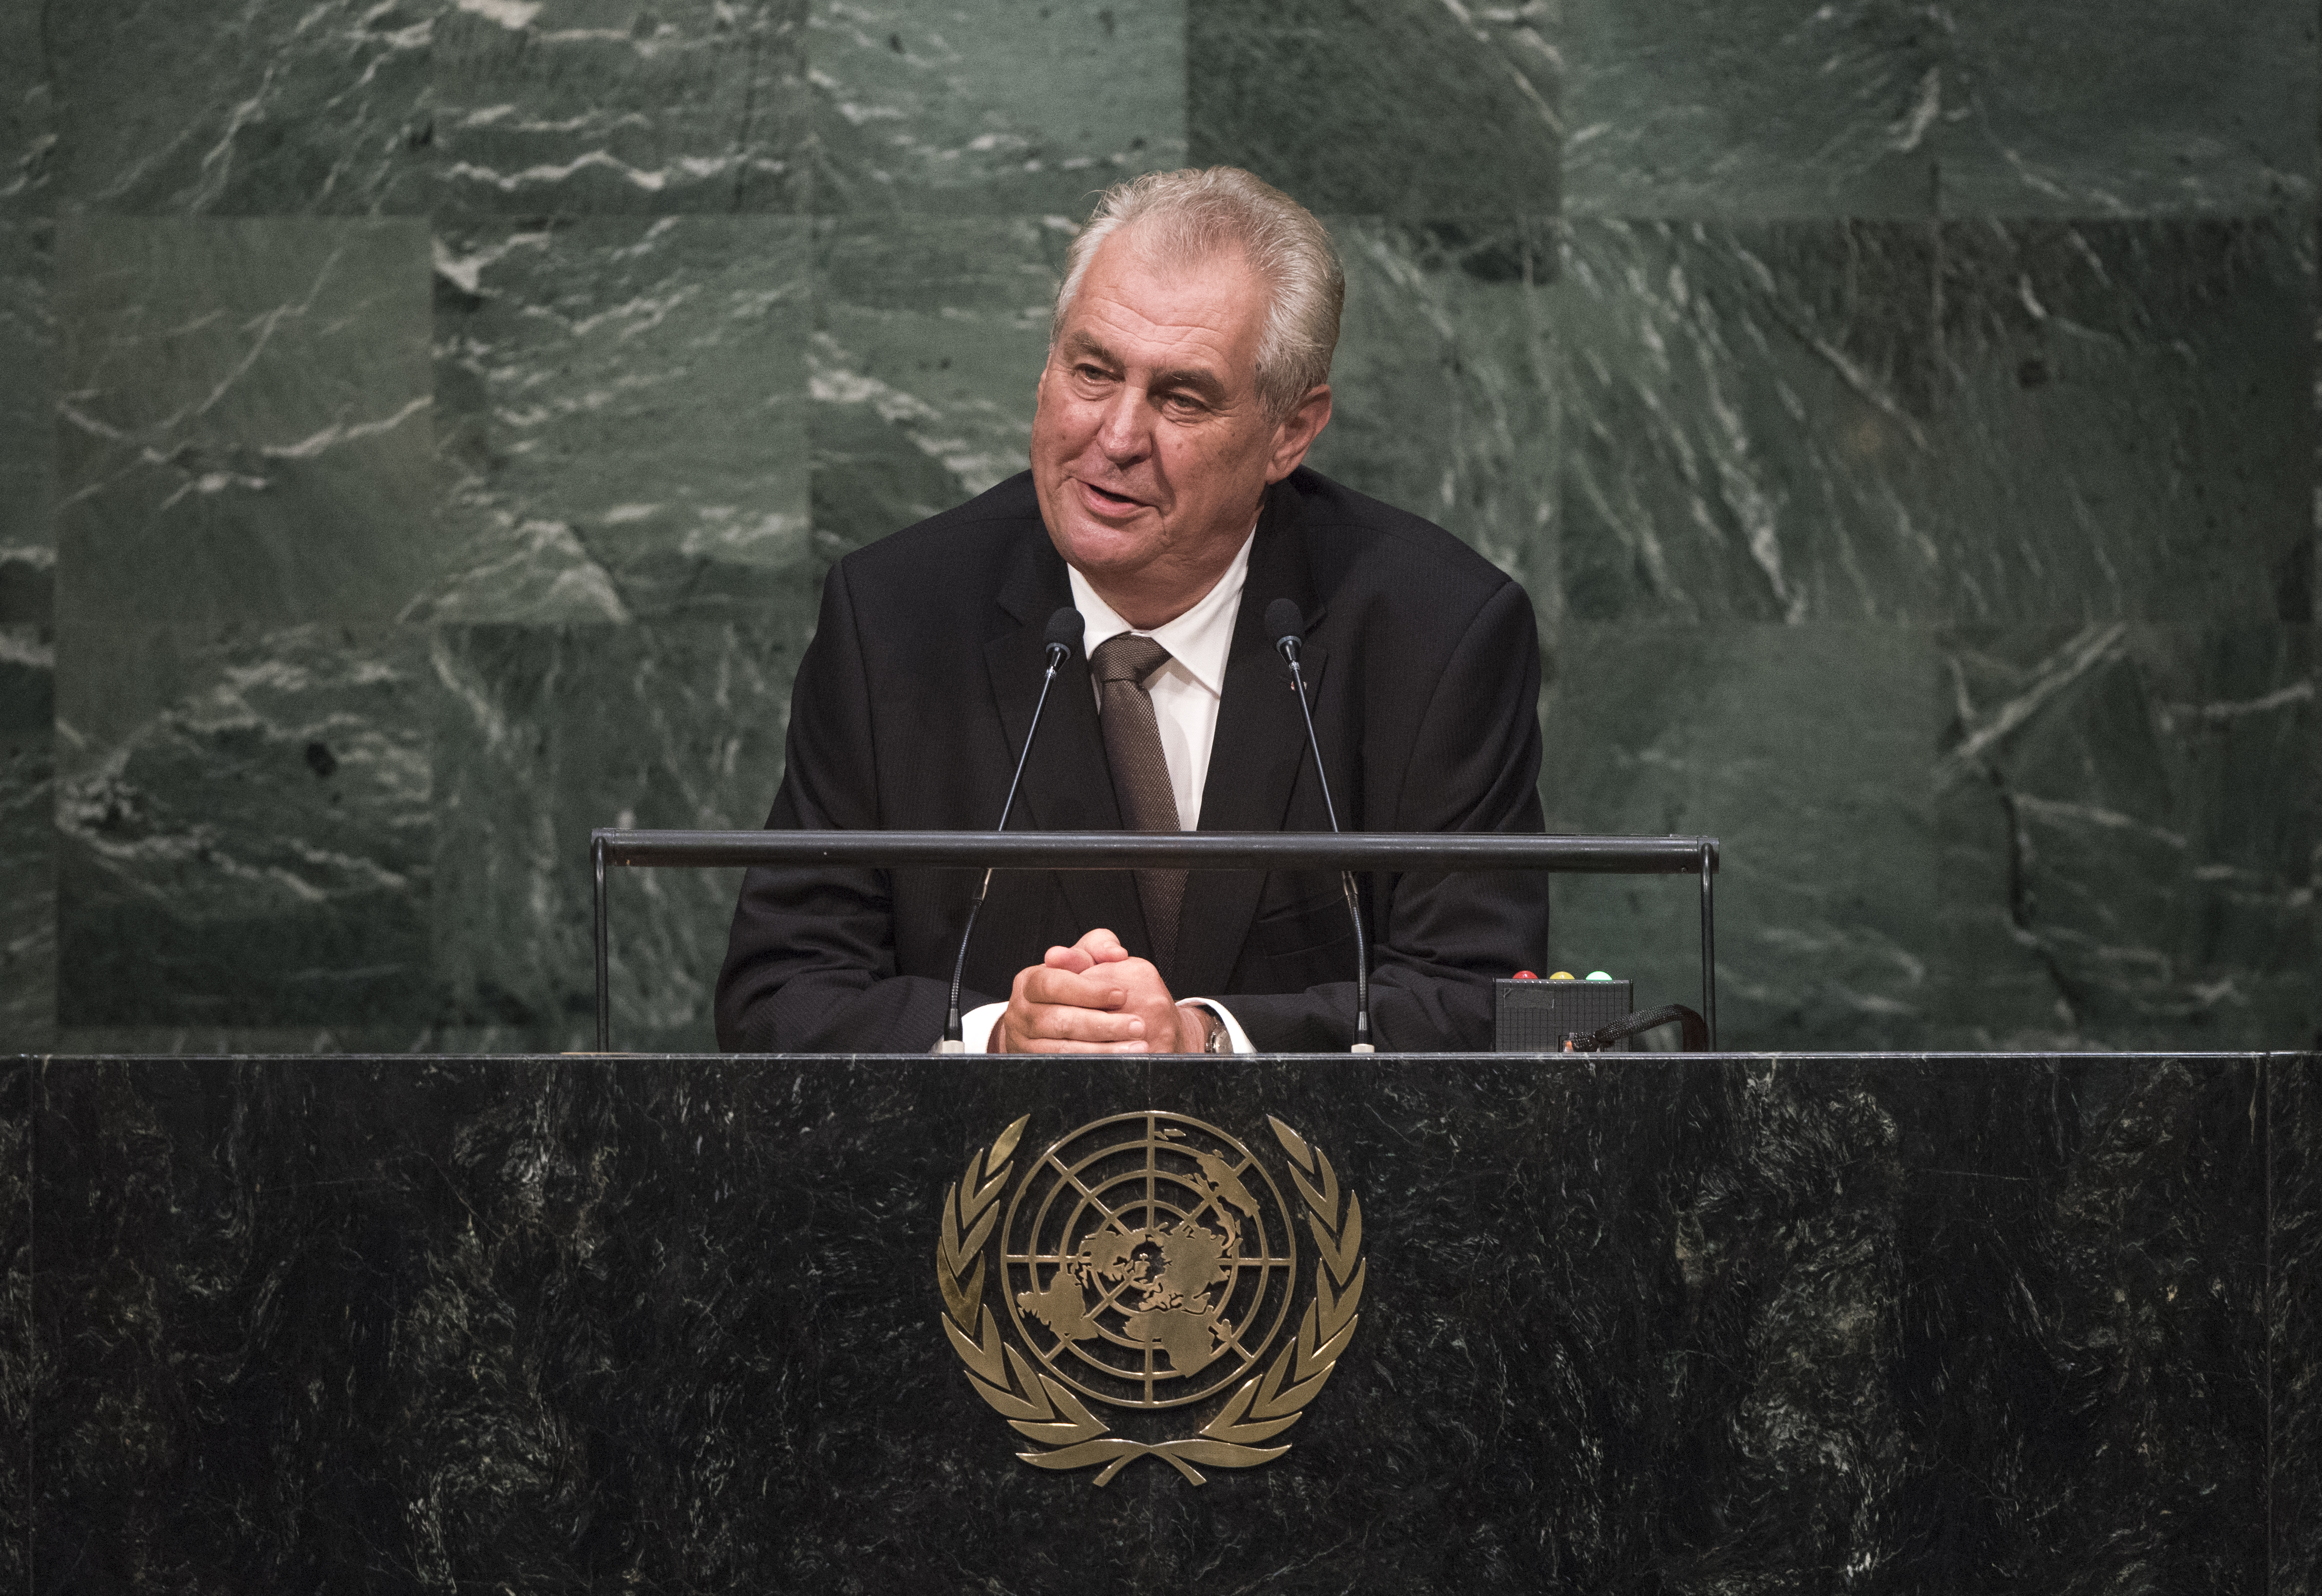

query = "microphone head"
[1264,598,1304,660]
[1043,606,1085,658]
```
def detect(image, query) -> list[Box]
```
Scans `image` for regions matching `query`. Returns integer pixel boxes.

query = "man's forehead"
[1058,230,1266,360]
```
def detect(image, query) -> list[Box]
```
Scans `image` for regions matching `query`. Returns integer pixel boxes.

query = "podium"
[11,1049,2315,1590]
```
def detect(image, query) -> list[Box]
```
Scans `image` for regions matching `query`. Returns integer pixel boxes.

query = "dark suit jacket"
[713,466,1547,1053]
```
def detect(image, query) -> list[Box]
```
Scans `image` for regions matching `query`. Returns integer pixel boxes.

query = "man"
[715,167,1545,1054]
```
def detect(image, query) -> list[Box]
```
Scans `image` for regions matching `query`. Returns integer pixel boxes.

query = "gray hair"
[1050,167,1345,423]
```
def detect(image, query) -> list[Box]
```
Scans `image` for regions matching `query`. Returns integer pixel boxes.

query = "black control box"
[1493,977,1634,1053]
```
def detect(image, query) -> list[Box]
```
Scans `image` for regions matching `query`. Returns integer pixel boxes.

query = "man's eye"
[1075,365,1113,383]
[1162,392,1207,413]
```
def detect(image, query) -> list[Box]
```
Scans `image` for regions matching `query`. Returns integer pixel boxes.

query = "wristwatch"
[1184,1003,1230,1054]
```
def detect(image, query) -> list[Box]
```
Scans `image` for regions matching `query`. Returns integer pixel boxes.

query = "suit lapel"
[1173,483,1327,999]
[982,528,1150,954]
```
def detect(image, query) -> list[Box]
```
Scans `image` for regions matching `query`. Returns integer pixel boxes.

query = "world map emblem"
[937,1111,1366,1486]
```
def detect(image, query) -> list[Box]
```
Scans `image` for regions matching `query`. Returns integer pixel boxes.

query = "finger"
[1022,966,1128,1010]
[1044,943,1096,974]
[1018,1003,1146,1044]
[1107,955,1166,990]
[1073,927,1130,962]
[995,1019,1143,1053]
[1009,1036,1151,1054]
[1003,1015,1144,1053]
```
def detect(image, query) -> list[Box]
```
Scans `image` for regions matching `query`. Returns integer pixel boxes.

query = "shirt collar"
[1065,527,1254,699]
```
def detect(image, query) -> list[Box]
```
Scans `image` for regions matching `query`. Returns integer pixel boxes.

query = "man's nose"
[1093,384,1155,463]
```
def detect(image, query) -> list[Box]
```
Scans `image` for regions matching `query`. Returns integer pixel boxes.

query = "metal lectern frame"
[589,830,1721,1053]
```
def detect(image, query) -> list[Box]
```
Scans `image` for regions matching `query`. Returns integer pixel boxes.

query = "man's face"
[1031,229,1328,623]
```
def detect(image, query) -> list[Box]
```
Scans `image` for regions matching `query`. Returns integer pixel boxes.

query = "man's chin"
[1048,512,1159,575]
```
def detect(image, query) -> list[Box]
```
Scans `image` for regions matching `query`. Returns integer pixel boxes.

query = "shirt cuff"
[962,1001,1006,1054]
[1178,998,1253,1054]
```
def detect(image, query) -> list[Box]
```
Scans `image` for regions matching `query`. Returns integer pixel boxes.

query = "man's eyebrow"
[1148,365,1228,401]
[1061,330,1121,367]
[1059,330,1229,401]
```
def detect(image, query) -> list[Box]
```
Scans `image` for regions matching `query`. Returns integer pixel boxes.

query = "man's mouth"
[1079,480,1147,514]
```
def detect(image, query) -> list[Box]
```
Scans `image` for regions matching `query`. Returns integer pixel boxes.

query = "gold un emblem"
[936,1111,1366,1485]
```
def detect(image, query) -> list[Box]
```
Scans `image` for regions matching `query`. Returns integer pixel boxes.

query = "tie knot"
[1091,633,1172,687]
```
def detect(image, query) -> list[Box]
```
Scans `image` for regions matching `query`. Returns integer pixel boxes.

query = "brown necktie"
[1090,633,1184,973]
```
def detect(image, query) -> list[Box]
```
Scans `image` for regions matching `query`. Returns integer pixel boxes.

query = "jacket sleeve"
[1217,577,1548,1053]
[713,562,987,1052]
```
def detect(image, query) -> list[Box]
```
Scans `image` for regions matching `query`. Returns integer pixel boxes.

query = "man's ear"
[1263,384,1333,483]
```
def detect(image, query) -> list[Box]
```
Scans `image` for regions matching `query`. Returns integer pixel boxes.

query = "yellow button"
[1549,971,1575,981]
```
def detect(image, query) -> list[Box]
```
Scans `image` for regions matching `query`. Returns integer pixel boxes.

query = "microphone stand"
[1269,602,1374,1054]
[939,614,1080,1052]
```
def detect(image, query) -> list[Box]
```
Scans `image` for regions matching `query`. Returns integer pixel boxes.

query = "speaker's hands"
[991,928,1203,1053]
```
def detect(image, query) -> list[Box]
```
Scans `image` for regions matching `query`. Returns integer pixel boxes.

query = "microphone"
[938,605,1084,1052]
[1263,598,1373,1053]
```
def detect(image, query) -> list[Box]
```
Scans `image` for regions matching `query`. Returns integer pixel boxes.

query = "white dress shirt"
[963,531,1257,1054]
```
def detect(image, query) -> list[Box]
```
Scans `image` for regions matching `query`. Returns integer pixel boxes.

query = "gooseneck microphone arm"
[939,606,1084,1053]
[1264,598,1374,1054]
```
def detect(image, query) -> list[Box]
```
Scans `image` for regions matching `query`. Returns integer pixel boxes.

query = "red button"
[1513,970,1536,981]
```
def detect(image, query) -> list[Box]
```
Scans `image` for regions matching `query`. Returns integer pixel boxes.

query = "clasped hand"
[991,927,1206,1053]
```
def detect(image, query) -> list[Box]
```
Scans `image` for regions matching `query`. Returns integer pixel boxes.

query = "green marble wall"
[0,0,2313,1053]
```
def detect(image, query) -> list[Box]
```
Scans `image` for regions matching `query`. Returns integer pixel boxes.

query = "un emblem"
[937,1111,1366,1486]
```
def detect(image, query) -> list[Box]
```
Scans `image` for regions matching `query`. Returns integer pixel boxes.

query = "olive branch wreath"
[937,1112,1365,1487]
